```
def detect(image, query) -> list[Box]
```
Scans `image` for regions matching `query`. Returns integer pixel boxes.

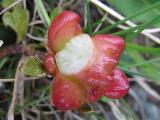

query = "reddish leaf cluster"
[44,11,129,110]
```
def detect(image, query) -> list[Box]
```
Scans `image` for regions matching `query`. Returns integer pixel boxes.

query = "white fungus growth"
[56,34,94,75]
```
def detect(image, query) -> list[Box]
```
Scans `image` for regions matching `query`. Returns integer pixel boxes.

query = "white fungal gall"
[56,34,94,75]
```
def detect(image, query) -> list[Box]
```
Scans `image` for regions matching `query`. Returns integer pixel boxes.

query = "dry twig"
[108,101,126,120]
[135,77,160,101]
[7,57,26,120]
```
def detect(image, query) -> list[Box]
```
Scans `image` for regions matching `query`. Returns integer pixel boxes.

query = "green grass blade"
[16,96,49,111]
[125,57,160,68]
[113,24,142,36]
[85,0,92,34]
[0,57,8,69]
[125,15,160,42]
[119,67,152,78]
[94,1,160,34]
[113,15,160,36]
[35,0,50,26]
[126,43,160,54]
[119,99,139,120]
[84,18,104,32]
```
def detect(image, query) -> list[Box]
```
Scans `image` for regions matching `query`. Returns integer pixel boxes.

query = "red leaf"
[48,11,82,53]
[104,67,129,99]
[92,34,125,74]
[44,53,56,75]
[65,34,125,102]
[51,74,85,110]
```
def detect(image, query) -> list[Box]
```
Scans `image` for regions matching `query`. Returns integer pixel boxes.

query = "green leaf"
[2,0,15,8]
[20,56,45,76]
[2,7,29,42]
[107,0,160,24]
